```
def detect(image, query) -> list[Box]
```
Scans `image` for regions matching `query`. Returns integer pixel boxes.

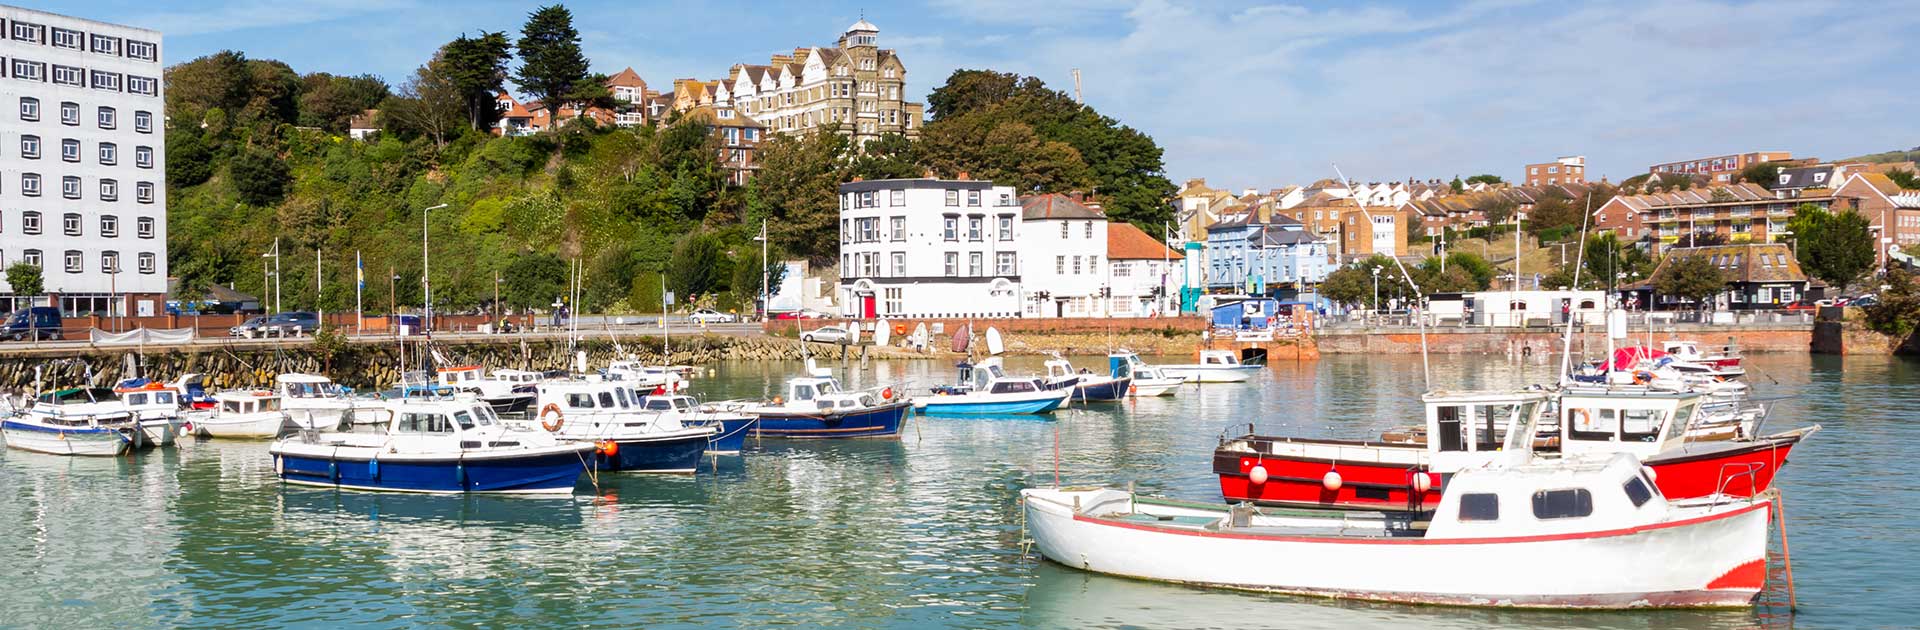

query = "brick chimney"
[851,176,864,182]
[956,171,970,181]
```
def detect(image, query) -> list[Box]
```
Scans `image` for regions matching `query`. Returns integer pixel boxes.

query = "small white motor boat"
[1021,453,1773,609]
[2,387,143,456]
[1111,352,1184,397]
[194,390,292,439]
[115,380,186,447]
[277,373,377,431]
[1158,350,1261,384]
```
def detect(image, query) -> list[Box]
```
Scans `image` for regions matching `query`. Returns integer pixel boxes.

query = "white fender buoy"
[1322,470,1343,491]
[1643,466,1658,482]
[1248,465,1269,485]
[1413,472,1433,493]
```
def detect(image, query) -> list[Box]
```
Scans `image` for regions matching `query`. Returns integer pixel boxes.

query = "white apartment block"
[837,178,1023,318]
[0,6,165,316]
[1017,194,1108,317]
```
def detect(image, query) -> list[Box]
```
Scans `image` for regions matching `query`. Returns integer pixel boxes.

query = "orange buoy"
[597,440,619,457]
[882,387,894,400]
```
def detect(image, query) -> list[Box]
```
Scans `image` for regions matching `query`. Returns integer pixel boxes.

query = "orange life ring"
[1632,371,1653,385]
[539,403,565,432]
[1571,408,1594,431]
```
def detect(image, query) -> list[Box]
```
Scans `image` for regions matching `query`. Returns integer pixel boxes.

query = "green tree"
[1449,175,1465,194]
[5,262,44,296]
[668,232,730,301]
[1789,204,1876,290]
[1582,232,1655,288]
[296,72,389,132]
[513,5,590,114]
[1465,174,1504,186]
[1527,193,1582,234]
[439,31,515,131]
[918,117,1092,194]
[1735,161,1785,188]
[749,131,846,261]
[847,133,922,180]
[1418,252,1494,290]
[167,127,216,188]
[1887,168,1920,190]
[1865,269,1920,336]
[731,247,788,309]
[501,251,569,309]
[1321,255,1411,309]
[383,60,466,148]
[232,146,292,206]
[165,50,253,125]
[1653,253,1726,312]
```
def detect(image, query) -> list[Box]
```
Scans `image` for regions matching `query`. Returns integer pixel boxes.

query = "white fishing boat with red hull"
[1025,454,1775,609]
[1214,388,1815,512]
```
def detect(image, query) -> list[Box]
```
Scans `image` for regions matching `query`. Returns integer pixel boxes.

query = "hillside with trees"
[162,8,1180,316]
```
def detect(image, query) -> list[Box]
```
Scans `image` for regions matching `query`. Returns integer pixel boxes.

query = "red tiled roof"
[1107,223,1183,260]
[606,67,647,88]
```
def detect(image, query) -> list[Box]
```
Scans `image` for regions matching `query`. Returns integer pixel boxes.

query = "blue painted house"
[1205,214,1331,295]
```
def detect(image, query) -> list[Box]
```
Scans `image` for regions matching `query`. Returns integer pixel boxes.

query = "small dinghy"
[194,391,292,439]
[269,398,592,494]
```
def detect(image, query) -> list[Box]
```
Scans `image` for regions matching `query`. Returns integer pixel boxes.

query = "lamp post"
[494,271,504,331]
[1371,265,1382,315]
[389,269,398,335]
[420,203,449,331]
[754,219,769,322]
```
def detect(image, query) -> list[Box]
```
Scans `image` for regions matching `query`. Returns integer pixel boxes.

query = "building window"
[967,190,980,207]
[890,252,905,276]
[883,287,902,314]
[22,211,41,235]
[17,172,41,196]
[135,181,155,204]
[101,251,120,273]
[136,217,154,239]
[62,138,80,162]
[969,252,983,277]
[20,97,39,121]
[944,252,958,277]
[945,189,959,206]
[99,142,118,165]
[968,217,983,241]
[90,33,121,56]
[99,179,117,201]
[138,253,156,274]
[22,250,41,267]
[1073,256,1083,275]
[12,59,46,82]
[859,190,875,208]
[90,70,122,92]
[1085,222,1094,238]
[889,216,905,241]
[998,216,1013,241]
[63,212,82,236]
[1056,255,1066,274]
[122,74,153,95]
[98,106,116,129]
[135,146,153,168]
[943,216,958,241]
[64,250,82,273]
[60,101,79,125]
[50,27,82,49]
[134,110,152,133]
[889,190,904,206]
[12,21,44,43]
[19,135,39,159]
[100,215,118,237]
[996,252,1016,276]
[125,39,157,62]
[52,64,83,86]
[1060,223,1068,238]
[62,176,80,199]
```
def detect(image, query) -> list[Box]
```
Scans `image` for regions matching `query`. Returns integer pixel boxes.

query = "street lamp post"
[1371,265,1382,315]
[754,219,769,322]
[419,203,449,331]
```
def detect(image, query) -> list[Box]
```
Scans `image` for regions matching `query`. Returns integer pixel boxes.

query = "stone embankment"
[0,334,909,392]
[1314,324,1814,354]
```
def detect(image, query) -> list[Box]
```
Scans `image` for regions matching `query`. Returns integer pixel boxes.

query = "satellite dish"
[912,323,929,346]
[951,323,971,353]
[986,327,1006,356]
[874,318,891,346]
[848,321,862,344]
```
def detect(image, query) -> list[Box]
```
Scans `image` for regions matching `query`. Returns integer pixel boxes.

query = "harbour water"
[0,352,1912,629]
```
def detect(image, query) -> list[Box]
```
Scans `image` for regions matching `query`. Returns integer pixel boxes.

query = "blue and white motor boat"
[2,387,144,456]
[715,365,912,438]
[1043,355,1133,402]
[269,398,592,494]
[1111,351,1185,397]
[530,380,715,473]
[635,393,757,455]
[917,357,1071,416]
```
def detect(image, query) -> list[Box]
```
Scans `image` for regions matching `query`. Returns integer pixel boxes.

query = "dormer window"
[1778,173,1790,185]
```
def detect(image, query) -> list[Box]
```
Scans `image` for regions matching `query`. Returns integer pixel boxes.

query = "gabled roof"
[1107,223,1183,260]
[497,92,533,119]
[606,67,647,88]
[1021,194,1105,220]
[1651,244,1806,284]
[1258,227,1319,247]
[348,108,379,130]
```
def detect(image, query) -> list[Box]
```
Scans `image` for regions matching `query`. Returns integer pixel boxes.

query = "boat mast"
[1334,165,1429,389]
[1557,193,1594,384]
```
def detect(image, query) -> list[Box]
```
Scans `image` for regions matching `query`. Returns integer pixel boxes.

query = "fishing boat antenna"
[1333,165,1429,389]
[1557,192,1594,384]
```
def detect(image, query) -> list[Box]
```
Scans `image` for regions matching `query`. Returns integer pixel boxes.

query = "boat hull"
[685,416,755,454]
[917,390,1070,415]
[2,420,134,456]
[1073,376,1132,402]
[194,413,290,439]
[271,444,590,494]
[751,401,911,439]
[136,416,182,447]
[484,394,535,417]
[1022,489,1771,609]
[585,431,711,473]
[1214,431,1808,511]
[1127,378,1184,397]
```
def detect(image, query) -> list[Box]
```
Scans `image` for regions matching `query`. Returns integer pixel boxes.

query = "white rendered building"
[1017,193,1108,317]
[0,6,165,316]
[836,177,1023,318]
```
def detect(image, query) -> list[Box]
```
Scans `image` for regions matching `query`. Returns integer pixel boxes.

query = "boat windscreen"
[452,411,476,430]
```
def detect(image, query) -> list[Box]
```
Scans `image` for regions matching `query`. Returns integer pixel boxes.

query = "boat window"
[1458,493,1499,521]
[261,398,281,412]
[597,392,616,408]
[819,381,839,395]
[126,393,147,405]
[1531,489,1594,520]
[795,385,815,401]
[1471,404,1509,451]
[646,399,673,411]
[1623,476,1654,507]
[990,381,1037,394]
[398,412,453,434]
[1619,408,1666,442]
[567,393,595,408]
[1566,407,1617,441]
[1435,405,1464,452]
[1113,361,1132,379]
[614,388,631,408]
[222,400,242,413]
[452,411,476,430]
[471,406,497,426]
[672,398,691,411]
[1504,402,1539,451]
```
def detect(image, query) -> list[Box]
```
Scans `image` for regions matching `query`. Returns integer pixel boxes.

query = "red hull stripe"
[1069,500,1769,546]
[1705,558,1768,591]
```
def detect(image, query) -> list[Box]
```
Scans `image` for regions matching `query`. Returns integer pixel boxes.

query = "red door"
[862,295,877,319]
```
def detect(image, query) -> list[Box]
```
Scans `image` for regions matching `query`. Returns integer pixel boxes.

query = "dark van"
[1,307,63,341]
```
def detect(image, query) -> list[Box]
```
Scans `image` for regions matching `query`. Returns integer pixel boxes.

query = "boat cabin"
[537,380,644,416]
[437,366,484,388]
[639,394,697,413]
[1422,390,1548,471]
[1557,387,1698,459]
[1198,350,1243,367]
[1043,357,1089,387]
[493,369,543,387]
[1426,453,1668,538]
[216,391,283,415]
[115,382,179,410]
[32,387,132,425]
[278,374,346,399]
[381,399,506,442]
[778,376,879,411]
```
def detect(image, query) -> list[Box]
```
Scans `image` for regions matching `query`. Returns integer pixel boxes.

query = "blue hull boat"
[687,416,756,454]
[275,448,589,494]
[591,431,711,473]
[1072,376,1133,402]
[916,394,1068,416]
[750,401,912,439]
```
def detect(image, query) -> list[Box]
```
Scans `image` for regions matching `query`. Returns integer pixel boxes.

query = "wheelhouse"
[1199,350,1241,366]
[1557,387,1698,459]
[277,374,345,399]
[1427,453,1669,538]
[216,391,283,414]
[1422,390,1549,471]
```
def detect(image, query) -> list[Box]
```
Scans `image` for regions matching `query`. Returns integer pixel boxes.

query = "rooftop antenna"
[1072,69,1082,104]
[1333,164,1429,389]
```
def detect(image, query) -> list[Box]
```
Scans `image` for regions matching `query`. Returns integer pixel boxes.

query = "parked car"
[1850,294,1880,307]
[688,308,737,324]
[0,307,62,341]
[1782,300,1820,312]
[230,312,320,338]
[800,325,852,344]
[230,315,269,338]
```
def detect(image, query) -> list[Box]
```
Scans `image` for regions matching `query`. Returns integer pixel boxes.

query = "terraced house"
[704,19,923,146]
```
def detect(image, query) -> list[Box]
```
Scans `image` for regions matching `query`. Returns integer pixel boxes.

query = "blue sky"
[45,0,1920,190]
